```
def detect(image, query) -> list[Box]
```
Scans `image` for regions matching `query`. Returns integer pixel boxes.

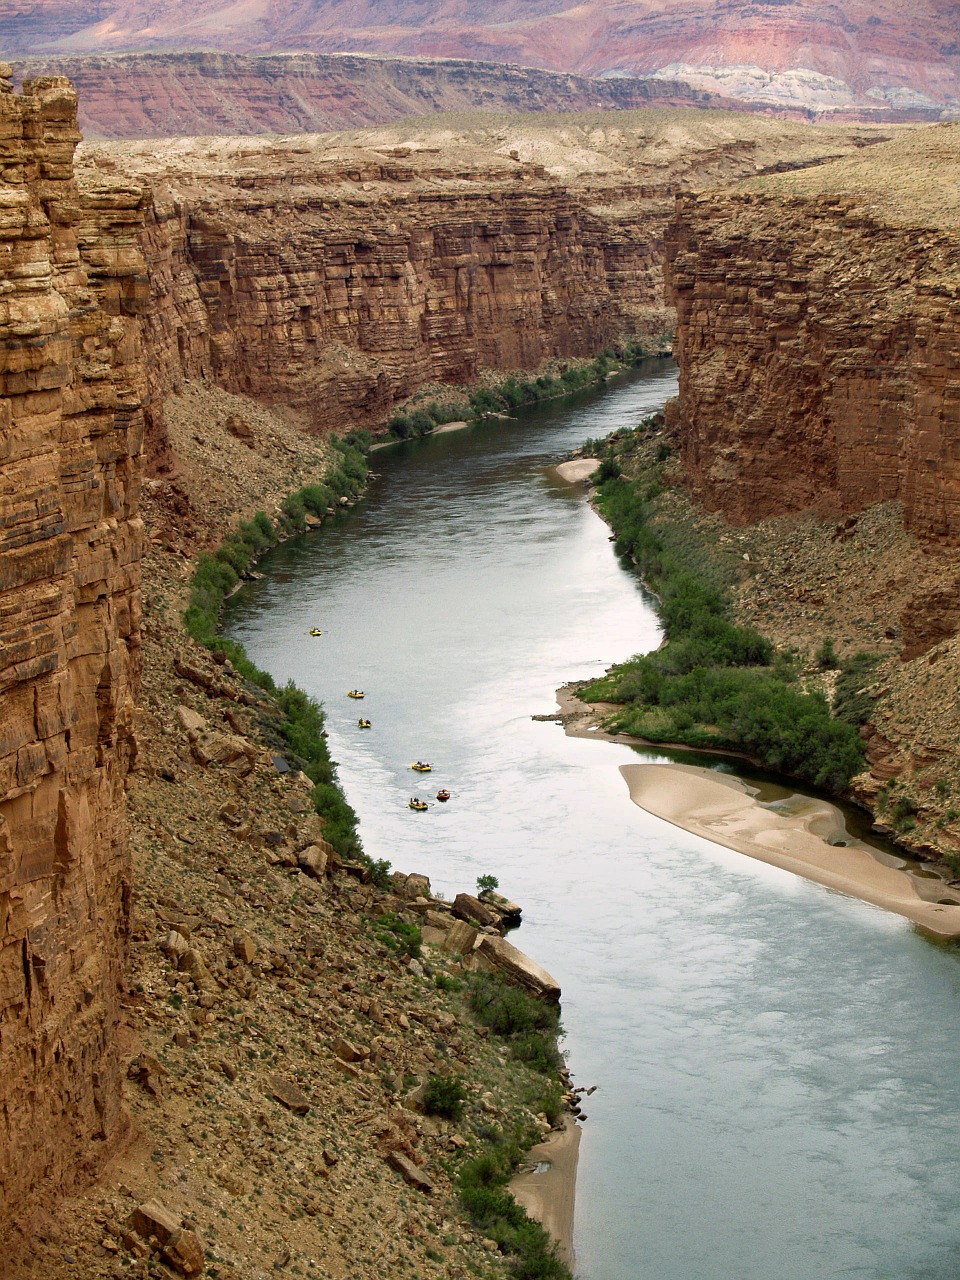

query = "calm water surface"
[226,363,960,1280]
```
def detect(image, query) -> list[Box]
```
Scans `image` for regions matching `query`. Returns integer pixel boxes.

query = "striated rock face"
[4,1,960,117]
[0,71,147,1252]
[666,124,960,548]
[10,52,732,140]
[75,113,879,466]
[104,147,668,460]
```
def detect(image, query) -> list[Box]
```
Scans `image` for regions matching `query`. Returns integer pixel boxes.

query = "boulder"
[297,845,327,878]
[268,1075,312,1115]
[451,893,499,929]
[233,933,257,963]
[331,1036,369,1063]
[473,935,561,1002]
[385,1150,434,1194]
[395,872,432,900]
[441,920,479,955]
[128,1201,205,1275]
[190,729,257,775]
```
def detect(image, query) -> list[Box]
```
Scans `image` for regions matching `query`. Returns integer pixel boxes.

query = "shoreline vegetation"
[177,350,671,1278]
[383,341,654,443]
[564,418,960,936]
[578,417,869,793]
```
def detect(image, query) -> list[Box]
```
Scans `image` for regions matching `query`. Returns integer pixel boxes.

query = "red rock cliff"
[78,115,877,470]
[0,70,147,1257]
[666,125,960,546]
[126,153,668,463]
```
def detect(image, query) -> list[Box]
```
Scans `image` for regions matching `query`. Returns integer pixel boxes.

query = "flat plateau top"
[741,121,960,229]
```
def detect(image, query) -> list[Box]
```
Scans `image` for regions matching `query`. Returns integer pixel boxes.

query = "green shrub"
[388,413,414,439]
[815,637,840,669]
[423,1074,467,1119]
[833,651,880,728]
[374,912,422,958]
[457,1132,571,1280]
[579,450,866,793]
[468,975,555,1037]
[409,408,435,437]
[469,386,505,416]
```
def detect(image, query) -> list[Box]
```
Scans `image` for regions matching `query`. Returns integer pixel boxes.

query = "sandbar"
[622,762,960,939]
[508,1117,581,1266]
[553,457,600,484]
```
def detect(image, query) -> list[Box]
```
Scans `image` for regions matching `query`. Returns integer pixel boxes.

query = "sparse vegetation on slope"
[182,437,368,859]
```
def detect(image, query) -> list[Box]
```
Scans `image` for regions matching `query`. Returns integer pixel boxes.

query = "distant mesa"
[5,0,960,131]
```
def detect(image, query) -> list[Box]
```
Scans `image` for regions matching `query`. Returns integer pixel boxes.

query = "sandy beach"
[622,762,960,939]
[508,1117,581,1266]
[553,457,600,484]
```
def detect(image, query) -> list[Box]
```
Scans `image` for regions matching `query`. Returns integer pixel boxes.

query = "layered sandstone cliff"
[75,112,881,470]
[666,124,960,546]
[4,0,960,116]
[665,123,960,826]
[10,53,731,140]
[0,70,147,1257]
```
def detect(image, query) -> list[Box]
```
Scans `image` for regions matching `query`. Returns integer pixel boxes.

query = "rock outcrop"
[73,112,879,467]
[0,70,146,1254]
[666,124,960,547]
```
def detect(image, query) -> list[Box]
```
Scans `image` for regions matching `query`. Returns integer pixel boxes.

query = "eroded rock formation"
[75,113,879,468]
[4,0,960,116]
[10,52,730,140]
[666,125,960,546]
[0,70,147,1254]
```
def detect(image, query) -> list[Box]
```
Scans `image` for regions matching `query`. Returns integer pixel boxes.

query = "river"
[225,361,960,1280]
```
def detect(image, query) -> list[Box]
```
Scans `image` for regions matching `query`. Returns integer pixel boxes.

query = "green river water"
[225,361,960,1280]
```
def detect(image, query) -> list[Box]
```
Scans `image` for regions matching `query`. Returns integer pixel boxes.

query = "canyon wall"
[666,126,960,546]
[4,0,960,116]
[0,71,147,1255]
[10,53,730,140]
[116,158,668,465]
[78,113,880,470]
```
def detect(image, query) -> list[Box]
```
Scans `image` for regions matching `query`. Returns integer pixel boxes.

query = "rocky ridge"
[9,53,735,141]
[4,1,960,116]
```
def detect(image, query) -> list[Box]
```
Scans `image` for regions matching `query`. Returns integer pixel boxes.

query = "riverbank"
[13,372,580,1280]
[556,681,960,937]
[509,1118,581,1267]
[623,762,960,939]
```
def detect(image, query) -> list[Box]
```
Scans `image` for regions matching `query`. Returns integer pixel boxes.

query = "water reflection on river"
[226,363,960,1280]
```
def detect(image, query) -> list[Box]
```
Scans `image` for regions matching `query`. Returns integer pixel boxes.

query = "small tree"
[476,874,499,899]
[815,637,840,670]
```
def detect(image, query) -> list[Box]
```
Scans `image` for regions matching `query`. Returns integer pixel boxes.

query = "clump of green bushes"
[458,1127,572,1280]
[466,973,562,1075]
[373,911,422,958]
[423,1073,467,1120]
[181,438,368,860]
[581,429,867,793]
[386,342,648,440]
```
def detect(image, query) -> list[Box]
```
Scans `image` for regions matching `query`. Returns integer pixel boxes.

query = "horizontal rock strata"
[10,52,730,140]
[666,126,960,546]
[74,113,881,469]
[0,70,146,1254]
